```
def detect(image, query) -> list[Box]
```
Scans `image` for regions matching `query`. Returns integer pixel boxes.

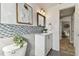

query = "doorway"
[59,7,75,56]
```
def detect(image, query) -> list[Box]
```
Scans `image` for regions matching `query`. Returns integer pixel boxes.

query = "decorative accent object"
[42,28,48,33]
[37,12,46,27]
[13,34,26,48]
[64,24,70,28]
[16,3,33,24]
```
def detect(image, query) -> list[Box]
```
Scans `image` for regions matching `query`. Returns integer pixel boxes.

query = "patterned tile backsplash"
[0,23,44,37]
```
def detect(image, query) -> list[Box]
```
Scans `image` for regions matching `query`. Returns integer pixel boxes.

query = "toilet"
[2,42,27,56]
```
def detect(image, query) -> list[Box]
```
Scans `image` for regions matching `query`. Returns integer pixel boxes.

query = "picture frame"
[16,3,33,24]
[37,12,46,27]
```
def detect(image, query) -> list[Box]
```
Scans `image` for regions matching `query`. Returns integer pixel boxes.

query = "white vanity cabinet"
[35,33,52,56]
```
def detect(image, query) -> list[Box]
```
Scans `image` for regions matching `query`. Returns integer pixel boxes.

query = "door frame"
[59,6,75,54]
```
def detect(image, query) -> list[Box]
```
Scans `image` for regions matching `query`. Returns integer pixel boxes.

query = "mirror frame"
[37,12,46,27]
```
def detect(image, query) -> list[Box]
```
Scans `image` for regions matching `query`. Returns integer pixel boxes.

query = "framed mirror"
[16,3,33,24]
[37,12,46,27]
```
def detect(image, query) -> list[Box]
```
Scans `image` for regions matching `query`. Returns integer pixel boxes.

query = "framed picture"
[16,3,33,24]
[37,12,46,27]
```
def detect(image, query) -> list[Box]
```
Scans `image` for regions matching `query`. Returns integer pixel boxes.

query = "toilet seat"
[2,43,27,56]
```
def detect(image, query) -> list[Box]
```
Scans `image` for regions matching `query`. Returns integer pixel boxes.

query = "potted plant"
[43,28,48,33]
[13,34,26,48]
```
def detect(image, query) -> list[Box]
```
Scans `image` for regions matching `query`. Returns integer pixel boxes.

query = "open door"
[59,7,75,56]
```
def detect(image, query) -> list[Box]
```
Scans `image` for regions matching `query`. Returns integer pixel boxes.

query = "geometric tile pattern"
[0,23,44,37]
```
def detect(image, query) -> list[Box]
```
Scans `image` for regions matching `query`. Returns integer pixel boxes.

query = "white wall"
[22,34,35,56]
[1,3,40,26]
[74,4,79,56]
[0,3,1,22]
[29,3,40,26]
[1,3,16,24]
[46,6,59,51]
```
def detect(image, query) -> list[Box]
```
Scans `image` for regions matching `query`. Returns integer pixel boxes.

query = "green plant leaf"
[13,34,26,48]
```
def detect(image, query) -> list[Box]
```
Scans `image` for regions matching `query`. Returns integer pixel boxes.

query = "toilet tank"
[2,43,27,56]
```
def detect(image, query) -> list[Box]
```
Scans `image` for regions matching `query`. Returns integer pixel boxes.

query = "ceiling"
[36,3,75,18]
[35,3,58,9]
[60,7,75,18]
[31,3,75,17]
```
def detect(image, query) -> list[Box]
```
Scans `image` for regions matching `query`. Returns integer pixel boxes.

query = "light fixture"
[38,8,46,15]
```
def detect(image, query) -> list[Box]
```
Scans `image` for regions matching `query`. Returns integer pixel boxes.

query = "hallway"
[60,38,75,56]
[48,38,75,56]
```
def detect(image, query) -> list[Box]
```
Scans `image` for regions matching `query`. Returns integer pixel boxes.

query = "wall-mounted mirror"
[37,12,46,27]
[16,3,33,24]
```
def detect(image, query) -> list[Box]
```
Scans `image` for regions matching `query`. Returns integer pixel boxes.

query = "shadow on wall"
[24,38,31,56]
[21,37,31,56]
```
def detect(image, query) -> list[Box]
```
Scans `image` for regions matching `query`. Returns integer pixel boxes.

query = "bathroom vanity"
[35,32,52,56]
